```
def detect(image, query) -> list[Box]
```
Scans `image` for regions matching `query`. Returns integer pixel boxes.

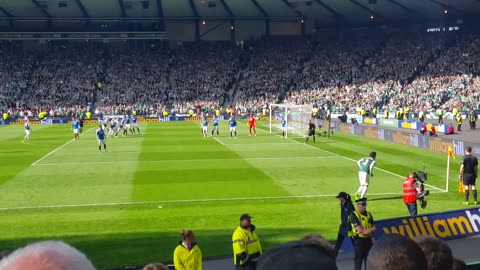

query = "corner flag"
[448,145,455,159]
[445,145,456,192]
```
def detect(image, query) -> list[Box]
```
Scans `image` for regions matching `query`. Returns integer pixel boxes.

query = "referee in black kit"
[459,146,478,205]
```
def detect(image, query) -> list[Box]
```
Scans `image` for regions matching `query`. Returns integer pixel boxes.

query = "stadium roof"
[0,0,478,27]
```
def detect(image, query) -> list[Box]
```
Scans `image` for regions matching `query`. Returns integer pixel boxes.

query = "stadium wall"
[332,121,479,156]
[236,21,266,40]
[164,20,307,41]
[0,116,229,126]
[166,22,196,42]
[199,21,231,41]
[270,22,302,36]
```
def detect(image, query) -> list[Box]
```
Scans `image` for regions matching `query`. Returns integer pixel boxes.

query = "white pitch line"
[211,136,225,146]
[0,191,434,211]
[244,123,446,192]
[223,142,297,146]
[31,128,93,166]
[32,156,338,166]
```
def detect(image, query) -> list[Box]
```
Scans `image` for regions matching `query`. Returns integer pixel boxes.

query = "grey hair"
[0,241,95,270]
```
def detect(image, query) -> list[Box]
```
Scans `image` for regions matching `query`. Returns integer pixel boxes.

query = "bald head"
[0,241,95,270]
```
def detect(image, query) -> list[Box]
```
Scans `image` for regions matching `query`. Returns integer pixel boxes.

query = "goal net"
[269,104,313,138]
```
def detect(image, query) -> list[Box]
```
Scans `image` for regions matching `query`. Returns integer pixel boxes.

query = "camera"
[414,171,430,209]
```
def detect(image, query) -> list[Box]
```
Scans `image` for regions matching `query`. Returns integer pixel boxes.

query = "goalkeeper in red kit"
[248,114,257,136]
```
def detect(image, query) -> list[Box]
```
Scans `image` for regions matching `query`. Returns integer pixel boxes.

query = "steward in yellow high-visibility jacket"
[173,230,202,270]
[457,114,463,132]
[232,214,262,270]
[350,198,376,270]
[453,107,459,117]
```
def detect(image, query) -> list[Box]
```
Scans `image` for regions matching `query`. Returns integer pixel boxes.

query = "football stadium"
[1,0,480,270]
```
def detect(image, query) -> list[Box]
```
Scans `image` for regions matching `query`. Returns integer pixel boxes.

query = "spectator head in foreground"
[143,263,168,270]
[367,234,427,270]
[452,257,467,270]
[300,233,336,259]
[256,234,337,270]
[0,241,95,270]
[413,235,453,270]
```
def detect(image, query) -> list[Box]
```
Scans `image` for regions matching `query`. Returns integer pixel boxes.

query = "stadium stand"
[2,32,479,120]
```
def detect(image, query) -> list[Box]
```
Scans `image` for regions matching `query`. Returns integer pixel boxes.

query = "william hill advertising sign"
[379,207,480,240]
[339,207,480,253]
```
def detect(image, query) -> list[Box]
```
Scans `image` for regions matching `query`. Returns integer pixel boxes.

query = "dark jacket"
[339,200,355,235]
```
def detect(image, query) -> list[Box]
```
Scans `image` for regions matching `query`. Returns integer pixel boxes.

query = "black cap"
[355,198,367,205]
[335,192,348,199]
[240,214,252,221]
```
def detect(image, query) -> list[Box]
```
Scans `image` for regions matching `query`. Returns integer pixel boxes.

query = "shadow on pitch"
[368,196,403,202]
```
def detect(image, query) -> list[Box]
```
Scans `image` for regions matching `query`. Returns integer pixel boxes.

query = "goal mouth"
[268,104,314,138]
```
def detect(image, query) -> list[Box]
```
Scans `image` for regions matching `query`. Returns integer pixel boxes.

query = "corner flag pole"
[446,153,450,192]
[446,145,455,192]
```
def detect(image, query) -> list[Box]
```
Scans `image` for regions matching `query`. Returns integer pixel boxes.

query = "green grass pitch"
[0,120,469,269]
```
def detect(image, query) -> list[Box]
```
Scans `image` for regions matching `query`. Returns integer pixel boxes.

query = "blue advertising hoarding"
[339,207,480,253]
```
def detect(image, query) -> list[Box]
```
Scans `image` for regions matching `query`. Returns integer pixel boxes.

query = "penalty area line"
[0,192,412,211]
[31,128,94,166]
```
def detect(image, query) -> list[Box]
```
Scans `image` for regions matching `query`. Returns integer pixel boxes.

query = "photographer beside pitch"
[403,172,425,216]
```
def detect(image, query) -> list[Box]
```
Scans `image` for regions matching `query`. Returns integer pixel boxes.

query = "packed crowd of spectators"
[1,31,480,118]
[0,54,36,114]
[27,49,101,109]
[282,32,480,114]
[412,33,480,112]
[1,48,102,118]
[95,43,242,116]
[234,38,312,113]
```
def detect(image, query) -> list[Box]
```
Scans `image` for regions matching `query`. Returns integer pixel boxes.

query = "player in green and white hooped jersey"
[202,118,209,138]
[356,151,377,199]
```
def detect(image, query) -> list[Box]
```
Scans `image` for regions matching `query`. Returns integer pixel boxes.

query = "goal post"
[269,103,313,138]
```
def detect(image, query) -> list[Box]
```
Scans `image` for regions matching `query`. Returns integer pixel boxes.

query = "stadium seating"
[1,32,479,118]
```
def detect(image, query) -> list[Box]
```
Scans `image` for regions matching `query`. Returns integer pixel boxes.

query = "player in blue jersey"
[228,116,237,138]
[72,117,80,140]
[96,124,107,152]
[132,115,140,134]
[212,116,219,136]
[281,117,287,137]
